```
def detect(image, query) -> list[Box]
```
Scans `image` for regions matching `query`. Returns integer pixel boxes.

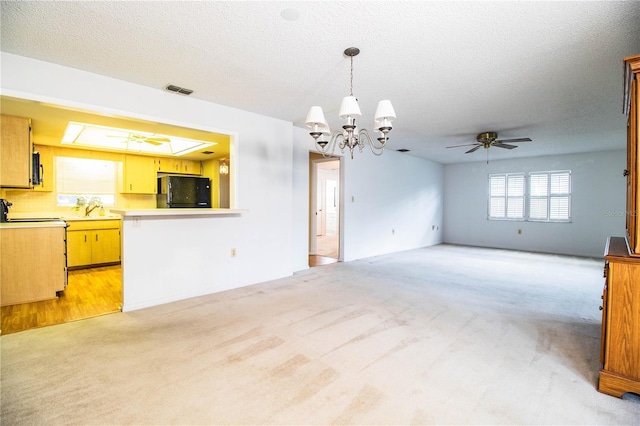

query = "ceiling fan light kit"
[305,47,396,159]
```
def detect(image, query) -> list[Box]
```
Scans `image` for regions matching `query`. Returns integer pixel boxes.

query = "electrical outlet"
[231,248,237,257]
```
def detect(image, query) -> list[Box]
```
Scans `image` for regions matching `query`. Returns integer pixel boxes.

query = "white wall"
[292,132,444,265]
[341,149,444,261]
[291,125,311,272]
[443,150,626,258]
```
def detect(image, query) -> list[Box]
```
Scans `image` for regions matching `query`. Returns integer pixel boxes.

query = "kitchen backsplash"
[0,188,155,216]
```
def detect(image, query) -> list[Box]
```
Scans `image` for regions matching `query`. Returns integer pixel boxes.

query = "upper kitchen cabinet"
[122,154,156,194]
[155,158,202,175]
[181,159,201,175]
[0,114,33,188]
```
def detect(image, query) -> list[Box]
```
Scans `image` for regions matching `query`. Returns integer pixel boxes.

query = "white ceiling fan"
[119,133,171,146]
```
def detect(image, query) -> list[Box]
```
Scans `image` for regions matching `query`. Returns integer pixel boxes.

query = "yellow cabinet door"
[67,231,93,267]
[0,114,32,188]
[155,157,178,173]
[91,229,120,264]
[122,155,156,194]
[181,160,201,175]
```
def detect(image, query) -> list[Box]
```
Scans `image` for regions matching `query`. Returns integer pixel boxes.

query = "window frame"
[487,170,572,222]
[527,170,572,223]
[55,156,118,207]
[488,173,525,221]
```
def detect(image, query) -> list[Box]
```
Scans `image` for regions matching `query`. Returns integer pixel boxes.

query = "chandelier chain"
[349,55,354,97]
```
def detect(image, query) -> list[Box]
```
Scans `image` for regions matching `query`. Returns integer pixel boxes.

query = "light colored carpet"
[1,244,639,425]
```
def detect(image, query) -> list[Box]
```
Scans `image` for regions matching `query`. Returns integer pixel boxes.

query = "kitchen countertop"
[0,220,68,229]
[62,215,122,221]
[111,208,246,217]
[7,214,122,222]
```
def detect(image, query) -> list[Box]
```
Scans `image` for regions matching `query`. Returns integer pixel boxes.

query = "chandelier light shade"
[305,47,396,159]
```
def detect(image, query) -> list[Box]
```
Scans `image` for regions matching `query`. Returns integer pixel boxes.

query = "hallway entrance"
[309,153,341,266]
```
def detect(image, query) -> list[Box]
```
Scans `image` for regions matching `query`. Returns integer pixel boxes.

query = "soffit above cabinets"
[0,96,231,161]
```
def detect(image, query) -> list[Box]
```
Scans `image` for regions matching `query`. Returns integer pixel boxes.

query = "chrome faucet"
[84,197,101,217]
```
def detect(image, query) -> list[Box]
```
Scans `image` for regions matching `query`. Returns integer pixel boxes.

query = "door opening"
[309,154,341,266]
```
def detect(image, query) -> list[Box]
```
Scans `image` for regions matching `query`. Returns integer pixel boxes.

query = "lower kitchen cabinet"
[1,223,67,306]
[67,219,121,268]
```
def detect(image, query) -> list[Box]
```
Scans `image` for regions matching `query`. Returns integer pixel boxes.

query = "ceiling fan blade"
[493,143,518,149]
[465,145,482,154]
[495,137,532,143]
[447,143,479,148]
[146,137,171,143]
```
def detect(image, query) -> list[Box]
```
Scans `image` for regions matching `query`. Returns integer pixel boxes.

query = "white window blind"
[529,171,571,221]
[56,157,117,206]
[489,174,524,219]
[488,171,571,222]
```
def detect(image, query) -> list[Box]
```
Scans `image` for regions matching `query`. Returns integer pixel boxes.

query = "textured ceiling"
[1,1,639,164]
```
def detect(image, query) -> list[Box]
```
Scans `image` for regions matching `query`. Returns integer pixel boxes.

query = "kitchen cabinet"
[155,157,201,175]
[32,144,53,192]
[181,159,201,175]
[0,114,33,188]
[1,223,67,306]
[122,154,156,194]
[67,219,121,268]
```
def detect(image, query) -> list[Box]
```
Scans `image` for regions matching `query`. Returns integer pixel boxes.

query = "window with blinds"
[488,171,571,222]
[488,173,525,219]
[529,171,571,221]
[56,157,117,206]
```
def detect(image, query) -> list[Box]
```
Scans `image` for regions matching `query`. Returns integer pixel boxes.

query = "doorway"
[309,154,341,266]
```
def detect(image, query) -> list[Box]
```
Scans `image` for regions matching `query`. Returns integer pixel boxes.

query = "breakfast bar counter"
[110,208,246,217]
[111,208,248,312]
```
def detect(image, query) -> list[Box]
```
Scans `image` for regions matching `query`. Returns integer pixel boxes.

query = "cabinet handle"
[130,184,133,191]
[96,234,98,242]
[84,235,87,243]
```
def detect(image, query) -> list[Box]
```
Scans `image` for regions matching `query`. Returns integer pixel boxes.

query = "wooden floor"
[1,265,122,335]
[309,255,338,267]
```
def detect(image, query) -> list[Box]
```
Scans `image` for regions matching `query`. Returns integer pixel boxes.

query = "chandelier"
[305,47,396,159]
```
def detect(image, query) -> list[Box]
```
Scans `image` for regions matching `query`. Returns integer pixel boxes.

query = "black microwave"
[32,151,43,186]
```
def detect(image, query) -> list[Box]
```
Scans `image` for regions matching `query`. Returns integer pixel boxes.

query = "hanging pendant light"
[305,47,396,159]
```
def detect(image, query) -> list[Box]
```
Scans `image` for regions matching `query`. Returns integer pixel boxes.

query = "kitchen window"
[56,157,117,207]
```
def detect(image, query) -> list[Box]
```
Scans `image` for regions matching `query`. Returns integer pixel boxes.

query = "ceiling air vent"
[396,149,410,153]
[165,84,193,95]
